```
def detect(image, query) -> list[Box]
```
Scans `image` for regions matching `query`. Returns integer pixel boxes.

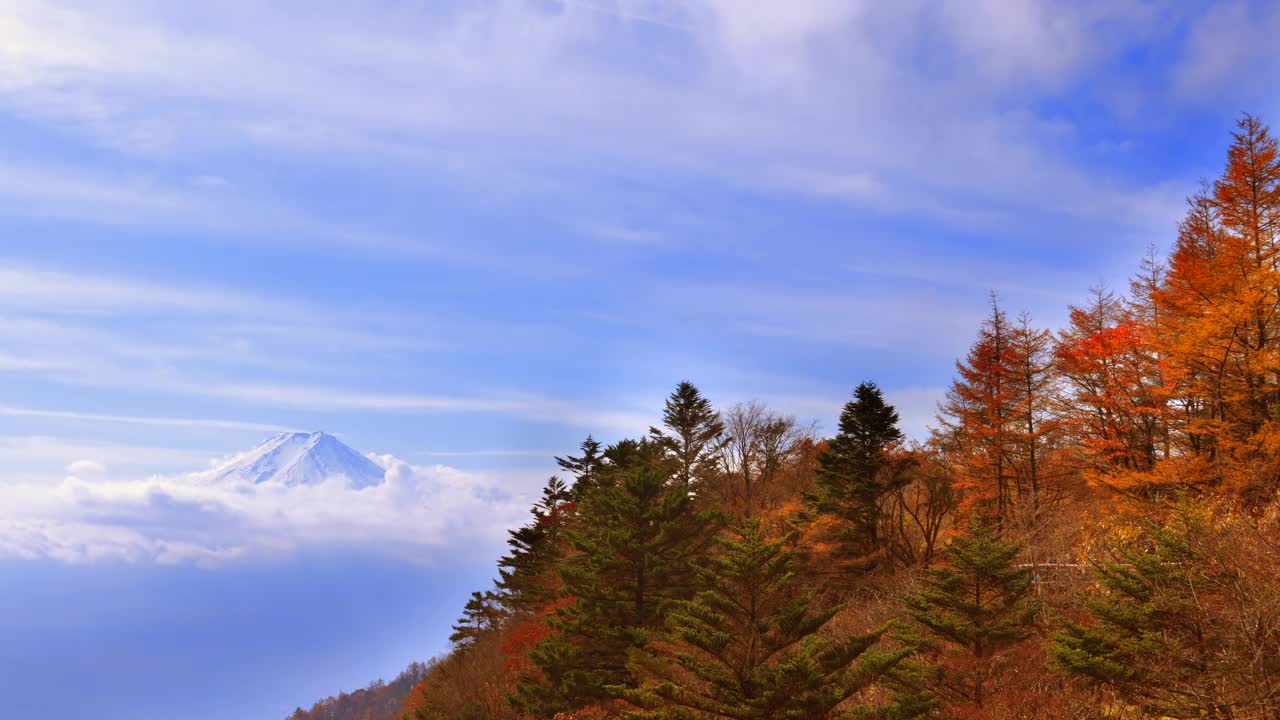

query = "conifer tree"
[650,381,725,493]
[939,295,1048,524]
[515,465,722,716]
[451,477,572,649]
[449,590,507,650]
[557,435,605,498]
[903,519,1036,708]
[811,382,910,561]
[495,476,574,612]
[1149,114,1280,498]
[1050,503,1243,718]
[624,521,917,719]
[1006,312,1058,524]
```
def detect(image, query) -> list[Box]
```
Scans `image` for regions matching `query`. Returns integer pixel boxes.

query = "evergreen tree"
[1050,503,1241,718]
[624,521,918,719]
[903,519,1037,708]
[495,476,574,612]
[515,465,723,716]
[451,477,572,650]
[557,435,605,499]
[650,381,725,493]
[449,590,507,650]
[811,382,910,561]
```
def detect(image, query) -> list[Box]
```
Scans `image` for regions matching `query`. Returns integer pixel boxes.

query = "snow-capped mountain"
[208,431,386,488]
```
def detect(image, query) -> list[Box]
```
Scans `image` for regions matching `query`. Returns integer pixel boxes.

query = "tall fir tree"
[650,381,725,493]
[450,477,572,650]
[495,476,574,612]
[903,519,1037,709]
[448,590,507,651]
[624,521,920,720]
[557,435,605,499]
[1050,503,1245,718]
[515,464,723,717]
[811,382,910,563]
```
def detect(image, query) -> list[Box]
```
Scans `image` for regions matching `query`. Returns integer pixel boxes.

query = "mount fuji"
[207,431,387,488]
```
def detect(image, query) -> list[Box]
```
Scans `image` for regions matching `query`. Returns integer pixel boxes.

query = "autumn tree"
[1054,286,1166,495]
[623,521,916,719]
[713,401,809,521]
[938,296,1017,523]
[880,445,957,566]
[1150,114,1280,500]
[1006,311,1061,525]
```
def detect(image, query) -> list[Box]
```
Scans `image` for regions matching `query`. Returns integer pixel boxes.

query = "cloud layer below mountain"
[0,455,534,566]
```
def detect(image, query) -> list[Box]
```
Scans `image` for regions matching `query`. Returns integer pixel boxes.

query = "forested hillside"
[287,662,430,720]
[398,115,1280,719]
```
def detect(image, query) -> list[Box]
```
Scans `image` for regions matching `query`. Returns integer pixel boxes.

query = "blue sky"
[3,1,1280,718]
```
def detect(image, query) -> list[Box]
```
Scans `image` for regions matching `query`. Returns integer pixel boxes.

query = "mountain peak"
[210,431,386,488]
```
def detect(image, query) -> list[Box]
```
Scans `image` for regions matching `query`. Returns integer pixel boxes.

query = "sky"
[2,1,1280,718]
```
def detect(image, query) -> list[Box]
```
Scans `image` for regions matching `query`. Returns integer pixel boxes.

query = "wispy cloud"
[0,405,294,434]
[0,0,1209,236]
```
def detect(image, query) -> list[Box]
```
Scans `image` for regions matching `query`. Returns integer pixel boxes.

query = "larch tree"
[1151,115,1280,499]
[937,295,1018,523]
[1006,311,1060,525]
[1054,286,1166,496]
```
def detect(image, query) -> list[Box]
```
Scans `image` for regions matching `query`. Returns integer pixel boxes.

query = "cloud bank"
[0,454,535,567]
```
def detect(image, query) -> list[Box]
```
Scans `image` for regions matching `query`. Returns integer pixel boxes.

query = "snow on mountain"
[207,431,387,488]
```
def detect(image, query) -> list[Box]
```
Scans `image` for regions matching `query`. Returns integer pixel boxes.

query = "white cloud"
[65,459,106,475]
[0,0,1195,234]
[0,455,539,567]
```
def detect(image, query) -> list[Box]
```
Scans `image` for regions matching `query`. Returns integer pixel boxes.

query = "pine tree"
[650,381,725,493]
[558,435,605,498]
[515,465,723,716]
[495,476,574,612]
[624,521,917,719]
[811,382,910,563]
[449,590,507,650]
[903,519,1037,708]
[1050,503,1237,718]
[451,477,572,650]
